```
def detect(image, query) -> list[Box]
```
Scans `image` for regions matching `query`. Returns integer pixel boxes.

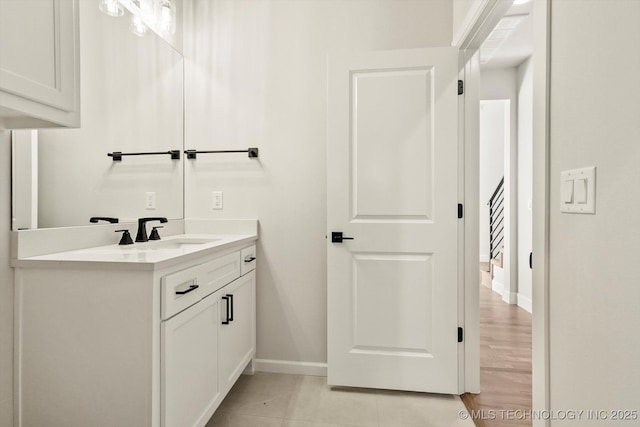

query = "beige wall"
[549,1,640,422]
[0,130,14,427]
[184,0,453,365]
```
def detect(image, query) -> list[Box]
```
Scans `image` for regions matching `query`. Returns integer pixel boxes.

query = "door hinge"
[458,327,464,343]
[457,203,463,219]
[458,80,464,95]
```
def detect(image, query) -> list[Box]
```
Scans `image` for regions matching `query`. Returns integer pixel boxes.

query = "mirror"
[13,1,184,229]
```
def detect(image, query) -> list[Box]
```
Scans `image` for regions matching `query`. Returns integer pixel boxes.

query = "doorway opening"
[462,0,535,424]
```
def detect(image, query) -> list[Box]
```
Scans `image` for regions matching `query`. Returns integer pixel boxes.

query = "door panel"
[352,253,433,354]
[328,47,459,394]
[352,68,433,220]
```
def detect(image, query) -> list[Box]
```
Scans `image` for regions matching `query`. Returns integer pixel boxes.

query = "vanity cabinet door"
[161,292,222,427]
[0,0,80,128]
[219,270,256,395]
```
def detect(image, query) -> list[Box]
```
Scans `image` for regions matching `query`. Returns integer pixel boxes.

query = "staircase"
[481,178,505,291]
[481,248,503,288]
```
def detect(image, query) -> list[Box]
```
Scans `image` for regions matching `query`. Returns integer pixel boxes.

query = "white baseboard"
[517,293,533,313]
[255,359,327,377]
[502,291,517,305]
[491,277,504,296]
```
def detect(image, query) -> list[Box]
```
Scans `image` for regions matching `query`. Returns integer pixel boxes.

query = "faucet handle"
[149,226,163,241]
[115,229,134,245]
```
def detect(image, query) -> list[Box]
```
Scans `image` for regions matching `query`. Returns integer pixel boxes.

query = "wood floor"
[461,275,532,427]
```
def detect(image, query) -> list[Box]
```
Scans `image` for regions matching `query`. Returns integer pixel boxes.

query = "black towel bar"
[107,150,181,161]
[184,148,258,159]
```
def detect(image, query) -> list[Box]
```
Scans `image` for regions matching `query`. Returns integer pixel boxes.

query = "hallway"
[462,280,532,426]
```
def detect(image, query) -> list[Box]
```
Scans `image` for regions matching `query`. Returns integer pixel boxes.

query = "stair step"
[480,269,492,288]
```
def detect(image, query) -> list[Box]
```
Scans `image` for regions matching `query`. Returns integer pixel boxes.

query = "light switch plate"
[212,191,223,210]
[560,167,596,214]
[145,192,156,210]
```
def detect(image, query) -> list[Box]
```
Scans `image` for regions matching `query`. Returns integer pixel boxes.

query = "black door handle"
[222,296,230,324]
[244,256,256,263]
[529,252,533,269]
[331,232,354,243]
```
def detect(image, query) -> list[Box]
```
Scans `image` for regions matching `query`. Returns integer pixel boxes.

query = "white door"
[327,47,460,394]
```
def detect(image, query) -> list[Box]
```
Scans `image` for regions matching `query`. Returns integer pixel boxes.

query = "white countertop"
[12,233,257,270]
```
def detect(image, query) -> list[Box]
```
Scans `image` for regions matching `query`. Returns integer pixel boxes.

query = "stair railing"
[488,177,505,260]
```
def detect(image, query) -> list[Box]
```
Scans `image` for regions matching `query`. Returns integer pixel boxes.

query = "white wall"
[548,1,640,423]
[184,0,453,367]
[0,130,14,427]
[516,57,532,313]
[479,100,507,262]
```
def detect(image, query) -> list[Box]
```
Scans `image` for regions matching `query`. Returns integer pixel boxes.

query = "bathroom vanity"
[13,232,257,427]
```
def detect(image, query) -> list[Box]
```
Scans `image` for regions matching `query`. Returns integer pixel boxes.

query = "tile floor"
[206,372,475,427]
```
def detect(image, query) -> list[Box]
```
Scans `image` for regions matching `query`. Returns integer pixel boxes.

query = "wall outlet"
[146,192,156,210]
[212,191,223,210]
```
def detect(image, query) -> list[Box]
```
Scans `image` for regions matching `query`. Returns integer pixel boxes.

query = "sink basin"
[147,238,220,249]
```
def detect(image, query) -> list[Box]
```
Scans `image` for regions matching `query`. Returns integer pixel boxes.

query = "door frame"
[454,0,551,423]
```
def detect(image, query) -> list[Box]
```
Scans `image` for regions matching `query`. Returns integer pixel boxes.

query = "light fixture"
[513,0,531,5]
[98,0,176,38]
[130,15,148,37]
[131,0,155,16]
[156,0,176,35]
[98,0,124,17]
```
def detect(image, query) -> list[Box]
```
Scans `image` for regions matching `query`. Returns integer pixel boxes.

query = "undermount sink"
[146,237,220,249]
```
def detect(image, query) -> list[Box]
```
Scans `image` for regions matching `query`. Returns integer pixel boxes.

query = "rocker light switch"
[574,178,588,204]
[562,180,574,203]
[560,167,596,214]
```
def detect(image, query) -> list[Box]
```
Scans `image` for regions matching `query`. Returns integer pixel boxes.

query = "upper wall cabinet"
[0,0,80,129]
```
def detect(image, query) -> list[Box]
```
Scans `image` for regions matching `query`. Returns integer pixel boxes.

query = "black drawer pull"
[222,296,230,324]
[227,294,234,321]
[244,256,256,263]
[175,284,198,295]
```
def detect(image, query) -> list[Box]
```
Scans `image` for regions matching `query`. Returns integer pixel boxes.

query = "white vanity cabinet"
[219,270,256,394]
[0,0,80,128]
[14,240,257,427]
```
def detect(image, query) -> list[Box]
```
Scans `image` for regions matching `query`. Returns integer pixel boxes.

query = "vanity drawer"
[240,245,257,276]
[199,251,241,296]
[161,252,241,320]
[161,265,203,320]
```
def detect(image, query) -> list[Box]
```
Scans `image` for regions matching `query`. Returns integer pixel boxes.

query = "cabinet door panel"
[219,271,256,394]
[0,0,79,127]
[162,293,221,427]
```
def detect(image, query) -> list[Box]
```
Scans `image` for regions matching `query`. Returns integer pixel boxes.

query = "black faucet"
[136,217,168,242]
[90,217,119,224]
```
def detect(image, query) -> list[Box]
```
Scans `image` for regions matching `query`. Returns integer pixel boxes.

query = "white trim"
[491,279,504,296]
[460,49,481,394]
[255,359,327,377]
[502,291,517,305]
[517,293,532,313]
[531,0,551,425]
[452,0,514,52]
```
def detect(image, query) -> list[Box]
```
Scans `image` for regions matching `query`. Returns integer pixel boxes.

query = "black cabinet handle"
[227,294,234,321]
[175,284,198,295]
[244,256,256,263]
[222,296,230,324]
